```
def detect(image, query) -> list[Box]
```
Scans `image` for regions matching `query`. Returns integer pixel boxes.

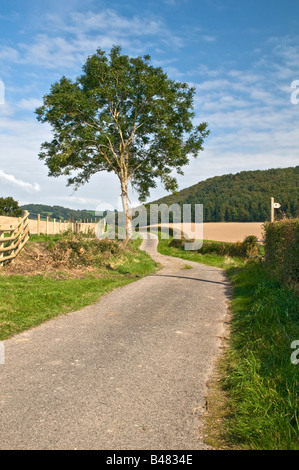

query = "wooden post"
[270,197,274,223]
[46,216,49,235]
[37,214,40,236]
[0,231,4,267]
[0,211,30,266]
[53,218,56,235]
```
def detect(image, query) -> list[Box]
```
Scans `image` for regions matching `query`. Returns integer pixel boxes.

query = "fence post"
[53,218,56,235]
[0,231,4,267]
[0,211,30,266]
[46,216,49,235]
[37,214,41,236]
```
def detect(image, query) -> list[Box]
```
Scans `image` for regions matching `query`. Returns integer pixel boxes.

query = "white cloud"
[201,35,216,43]
[59,196,116,213]
[0,6,297,208]
[17,98,43,111]
[0,46,19,62]
[69,10,164,37]
[0,169,40,193]
[189,37,299,192]
[1,9,185,71]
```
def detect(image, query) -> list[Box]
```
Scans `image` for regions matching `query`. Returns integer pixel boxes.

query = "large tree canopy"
[36,45,209,237]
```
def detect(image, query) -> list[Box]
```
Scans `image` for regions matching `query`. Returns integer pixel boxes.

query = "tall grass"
[157,233,299,449]
[224,263,299,449]
[157,234,246,269]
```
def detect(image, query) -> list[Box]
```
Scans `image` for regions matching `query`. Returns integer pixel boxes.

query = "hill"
[20,204,98,221]
[148,166,299,222]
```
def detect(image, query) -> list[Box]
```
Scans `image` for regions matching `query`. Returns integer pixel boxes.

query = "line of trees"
[20,204,98,221]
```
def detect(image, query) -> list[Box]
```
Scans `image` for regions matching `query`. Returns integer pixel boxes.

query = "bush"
[48,231,122,267]
[168,236,192,249]
[242,235,260,258]
[264,218,299,284]
[197,235,259,258]
[168,235,259,258]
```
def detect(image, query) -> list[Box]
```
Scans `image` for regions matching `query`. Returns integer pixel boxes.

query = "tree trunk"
[121,181,132,242]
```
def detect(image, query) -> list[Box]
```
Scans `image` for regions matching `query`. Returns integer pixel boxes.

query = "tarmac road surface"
[0,233,230,450]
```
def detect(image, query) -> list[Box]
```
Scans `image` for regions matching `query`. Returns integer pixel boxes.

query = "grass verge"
[222,263,299,449]
[157,233,299,450]
[0,234,157,340]
[157,235,246,269]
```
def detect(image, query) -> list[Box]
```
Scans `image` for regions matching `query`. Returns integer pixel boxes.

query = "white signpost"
[271,197,281,222]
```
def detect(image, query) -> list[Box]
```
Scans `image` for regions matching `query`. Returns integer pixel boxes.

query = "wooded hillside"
[20,204,97,221]
[149,166,298,222]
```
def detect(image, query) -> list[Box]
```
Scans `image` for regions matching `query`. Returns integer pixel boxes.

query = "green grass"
[157,235,246,269]
[157,233,299,450]
[223,263,299,449]
[29,233,66,243]
[0,235,157,340]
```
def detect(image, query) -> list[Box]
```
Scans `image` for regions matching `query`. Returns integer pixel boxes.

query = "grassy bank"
[157,234,299,450]
[0,233,157,340]
[224,263,299,449]
[157,235,246,269]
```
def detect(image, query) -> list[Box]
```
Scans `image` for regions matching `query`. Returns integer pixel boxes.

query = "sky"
[0,0,298,212]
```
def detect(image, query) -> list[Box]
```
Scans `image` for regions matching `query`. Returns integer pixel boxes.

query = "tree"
[35,46,209,239]
[0,197,22,217]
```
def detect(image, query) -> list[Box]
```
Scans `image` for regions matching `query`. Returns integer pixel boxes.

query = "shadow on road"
[148,273,230,286]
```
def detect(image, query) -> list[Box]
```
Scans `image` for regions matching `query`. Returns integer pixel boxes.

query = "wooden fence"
[0,215,98,237]
[0,211,30,266]
[34,215,97,236]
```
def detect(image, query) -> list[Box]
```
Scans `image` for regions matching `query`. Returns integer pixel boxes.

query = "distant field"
[155,222,264,243]
[0,216,17,226]
[1,216,265,242]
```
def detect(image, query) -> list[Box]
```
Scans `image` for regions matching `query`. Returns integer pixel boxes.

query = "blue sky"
[0,0,298,211]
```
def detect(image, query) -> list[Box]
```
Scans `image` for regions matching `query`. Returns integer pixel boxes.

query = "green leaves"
[0,197,22,217]
[36,45,209,199]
